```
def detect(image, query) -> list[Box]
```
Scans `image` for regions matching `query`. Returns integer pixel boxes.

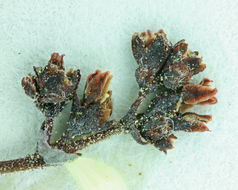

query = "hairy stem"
[0,120,123,174]
[0,153,47,174]
[51,120,124,153]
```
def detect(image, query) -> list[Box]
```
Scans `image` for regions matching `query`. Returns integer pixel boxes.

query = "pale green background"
[0,0,237,189]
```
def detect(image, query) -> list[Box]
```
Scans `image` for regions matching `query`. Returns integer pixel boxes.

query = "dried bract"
[182,82,218,105]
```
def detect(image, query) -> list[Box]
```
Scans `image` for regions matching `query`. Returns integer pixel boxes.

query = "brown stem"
[0,120,123,174]
[0,94,143,174]
[51,120,124,153]
[0,153,46,174]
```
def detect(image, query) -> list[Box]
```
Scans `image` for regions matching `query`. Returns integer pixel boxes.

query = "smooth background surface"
[0,0,237,189]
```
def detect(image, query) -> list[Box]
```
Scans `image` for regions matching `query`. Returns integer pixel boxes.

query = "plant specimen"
[0,30,217,174]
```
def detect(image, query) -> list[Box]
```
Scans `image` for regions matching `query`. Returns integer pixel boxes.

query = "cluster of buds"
[128,30,217,153]
[0,29,217,173]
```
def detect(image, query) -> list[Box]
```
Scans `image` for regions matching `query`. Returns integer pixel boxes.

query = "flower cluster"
[128,30,217,153]
[0,29,217,173]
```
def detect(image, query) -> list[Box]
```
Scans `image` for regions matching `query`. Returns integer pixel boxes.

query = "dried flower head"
[22,53,81,118]
[129,30,218,153]
[1,29,218,174]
